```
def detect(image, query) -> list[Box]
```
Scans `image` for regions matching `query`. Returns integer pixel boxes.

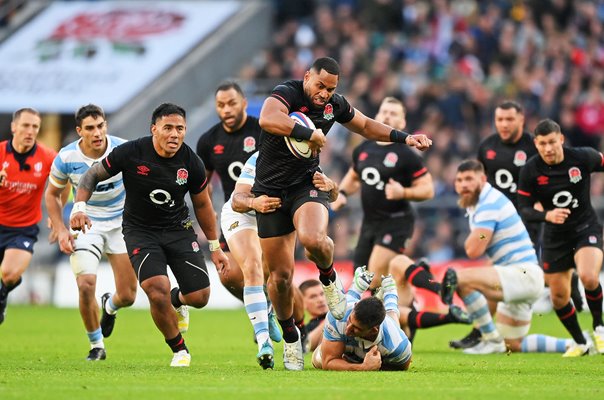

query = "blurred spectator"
[239,0,604,260]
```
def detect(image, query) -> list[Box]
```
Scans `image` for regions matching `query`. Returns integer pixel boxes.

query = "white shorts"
[220,202,257,242]
[494,263,544,304]
[495,302,532,339]
[71,218,126,275]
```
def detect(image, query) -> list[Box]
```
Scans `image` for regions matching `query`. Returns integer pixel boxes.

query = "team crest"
[323,104,334,120]
[589,235,597,244]
[243,136,256,153]
[513,150,527,166]
[33,161,44,177]
[383,152,398,167]
[2,161,9,169]
[486,150,496,160]
[229,221,240,231]
[309,189,318,198]
[176,168,188,185]
[191,241,200,252]
[568,167,582,184]
[382,234,392,245]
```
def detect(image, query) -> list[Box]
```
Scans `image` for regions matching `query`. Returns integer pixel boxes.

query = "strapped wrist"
[389,129,409,143]
[71,201,87,215]
[291,123,314,140]
[208,239,221,252]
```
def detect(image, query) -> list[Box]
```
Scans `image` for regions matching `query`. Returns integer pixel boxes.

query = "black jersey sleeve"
[476,139,487,166]
[583,147,604,172]
[332,94,355,124]
[270,82,298,112]
[351,142,364,173]
[187,149,209,195]
[196,131,214,171]
[406,150,428,180]
[517,161,546,222]
[102,141,131,176]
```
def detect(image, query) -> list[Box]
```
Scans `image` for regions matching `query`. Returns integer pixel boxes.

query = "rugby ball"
[285,112,315,159]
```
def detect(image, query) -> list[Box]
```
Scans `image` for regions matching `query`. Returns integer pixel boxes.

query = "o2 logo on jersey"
[361,167,385,190]
[228,161,244,182]
[495,169,516,193]
[149,189,175,207]
[552,190,578,209]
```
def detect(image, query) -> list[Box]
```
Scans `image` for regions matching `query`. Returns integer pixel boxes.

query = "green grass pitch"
[0,306,602,400]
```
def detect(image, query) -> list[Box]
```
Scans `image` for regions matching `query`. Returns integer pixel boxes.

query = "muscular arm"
[232,182,281,214]
[308,321,326,352]
[385,173,435,201]
[404,173,434,201]
[258,97,297,136]
[321,340,382,371]
[330,167,360,211]
[74,163,111,202]
[464,227,492,259]
[190,189,219,241]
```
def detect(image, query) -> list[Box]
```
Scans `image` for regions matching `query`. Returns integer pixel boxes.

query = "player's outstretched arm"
[190,189,229,274]
[343,109,432,151]
[70,163,110,233]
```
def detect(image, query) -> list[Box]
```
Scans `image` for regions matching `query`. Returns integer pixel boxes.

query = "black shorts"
[0,224,39,258]
[123,227,210,294]
[541,222,603,273]
[353,217,414,268]
[253,182,330,238]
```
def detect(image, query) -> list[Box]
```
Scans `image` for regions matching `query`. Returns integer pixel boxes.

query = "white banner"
[0,1,239,113]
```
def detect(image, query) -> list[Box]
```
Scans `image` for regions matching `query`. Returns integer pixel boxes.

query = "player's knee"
[270,269,293,292]
[298,230,329,252]
[186,288,210,308]
[76,276,96,298]
[119,289,136,306]
[0,270,21,286]
[578,271,599,290]
[311,345,323,369]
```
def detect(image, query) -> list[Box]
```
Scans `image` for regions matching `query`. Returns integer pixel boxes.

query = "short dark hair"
[299,279,321,295]
[13,108,40,122]
[75,104,105,127]
[151,103,186,126]
[215,81,245,97]
[457,159,485,174]
[353,297,386,329]
[534,119,561,136]
[311,57,340,76]
[496,100,523,114]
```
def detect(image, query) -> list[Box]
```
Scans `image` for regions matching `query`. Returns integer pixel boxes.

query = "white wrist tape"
[208,239,220,252]
[71,201,87,215]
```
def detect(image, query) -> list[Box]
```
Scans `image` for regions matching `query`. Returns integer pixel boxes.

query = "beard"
[458,188,480,209]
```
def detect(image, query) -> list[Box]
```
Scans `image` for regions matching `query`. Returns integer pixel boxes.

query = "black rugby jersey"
[254,80,355,192]
[352,141,427,220]
[477,132,537,207]
[196,116,260,202]
[518,147,604,233]
[102,136,208,230]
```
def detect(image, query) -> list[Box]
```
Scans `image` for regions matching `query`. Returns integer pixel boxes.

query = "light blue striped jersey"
[50,135,126,221]
[468,182,538,265]
[224,152,258,216]
[323,296,412,367]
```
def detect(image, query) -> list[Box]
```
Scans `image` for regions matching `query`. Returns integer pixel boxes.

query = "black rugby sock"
[584,284,603,329]
[318,265,336,285]
[404,264,441,294]
[278,316,299,343]
[166,333,188,353]
[555,302,585,344]
[171,287,183,308]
